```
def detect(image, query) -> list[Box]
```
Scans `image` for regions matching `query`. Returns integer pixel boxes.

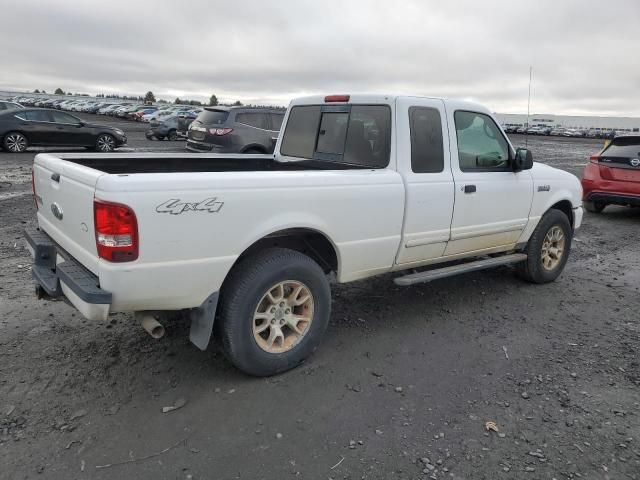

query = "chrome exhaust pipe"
[136,312,165,339]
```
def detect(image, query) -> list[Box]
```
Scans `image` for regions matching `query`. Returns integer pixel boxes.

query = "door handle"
[56,126,64,130]
[464,185,476,193]
[51,173,60,182]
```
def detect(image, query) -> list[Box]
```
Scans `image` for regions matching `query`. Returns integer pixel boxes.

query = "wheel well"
[550,200,574,228]
[3,131,28,141]
[235,229,338,274]
[242,145,267,154]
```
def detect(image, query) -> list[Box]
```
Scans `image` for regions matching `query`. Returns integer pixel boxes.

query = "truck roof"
[290,94,492,115]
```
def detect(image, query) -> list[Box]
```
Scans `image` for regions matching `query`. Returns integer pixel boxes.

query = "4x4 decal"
[156,198,224,215]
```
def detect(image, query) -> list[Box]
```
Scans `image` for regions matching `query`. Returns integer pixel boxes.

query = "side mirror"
[76,121,85,128]
[513,148,533,171]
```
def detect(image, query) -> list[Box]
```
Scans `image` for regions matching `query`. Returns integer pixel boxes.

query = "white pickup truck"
[26,94,583,376]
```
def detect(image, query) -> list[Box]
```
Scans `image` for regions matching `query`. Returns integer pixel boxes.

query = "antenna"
[526,66,532,148]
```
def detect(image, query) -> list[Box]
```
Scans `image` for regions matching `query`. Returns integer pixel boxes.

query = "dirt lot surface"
[0,117,638,480]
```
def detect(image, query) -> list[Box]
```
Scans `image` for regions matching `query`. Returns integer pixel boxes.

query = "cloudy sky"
[1,0,638,116]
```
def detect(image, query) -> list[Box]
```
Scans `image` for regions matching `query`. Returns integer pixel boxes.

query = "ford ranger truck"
[25,94,583,376]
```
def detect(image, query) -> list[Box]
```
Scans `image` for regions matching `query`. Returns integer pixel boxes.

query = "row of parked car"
[3,95,203,124]
[503,124,627,139]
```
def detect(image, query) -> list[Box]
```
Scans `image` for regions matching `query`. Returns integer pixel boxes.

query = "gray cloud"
[1,0,638,115]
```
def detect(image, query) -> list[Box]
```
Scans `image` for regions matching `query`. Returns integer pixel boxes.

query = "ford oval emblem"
[51,202,63,220]
[631,158,640,167]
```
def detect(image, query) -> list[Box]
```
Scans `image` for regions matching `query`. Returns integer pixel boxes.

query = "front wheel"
[167,129,178,141]
[95,134,116,152]
[218,248,331,376]
[3,132,28,153]
[518,209,572,284]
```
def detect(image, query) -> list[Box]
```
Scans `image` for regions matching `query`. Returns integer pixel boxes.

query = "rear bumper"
[25,227,112,321]
[186,139,227,152]
[586,192,640,207]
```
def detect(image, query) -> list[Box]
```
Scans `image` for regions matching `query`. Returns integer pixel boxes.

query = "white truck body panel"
[30,94,583,318]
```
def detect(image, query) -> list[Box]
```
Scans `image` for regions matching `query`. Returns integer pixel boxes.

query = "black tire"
[167,130,178,141]
[218,248,331,376]
[95,134,116,152]
[517,209,573,284]
[583,200,605,213]
[244,148,265,154]
[3,132,28,153]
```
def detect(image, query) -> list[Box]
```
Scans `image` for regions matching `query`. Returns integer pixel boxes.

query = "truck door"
[395,97,455,265]
[445,109,533,256]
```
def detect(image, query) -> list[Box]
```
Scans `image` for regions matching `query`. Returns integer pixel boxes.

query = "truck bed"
[51,153,370,174]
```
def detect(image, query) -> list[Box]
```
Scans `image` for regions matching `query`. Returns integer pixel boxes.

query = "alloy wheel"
[96,135,115,152]
[5,133,27,153]
[252,280,314,354]
[541,225,566,270]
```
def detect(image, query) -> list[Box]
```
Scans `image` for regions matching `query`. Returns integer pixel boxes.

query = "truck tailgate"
[33,153,104,274]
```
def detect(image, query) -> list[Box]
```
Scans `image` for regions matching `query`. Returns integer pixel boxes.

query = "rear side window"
[198,109,229,125]
[280,105,391,167]
[270,113,284,130]
[25,110,52,122]
[409,107,444,173]
[236,112,269,129]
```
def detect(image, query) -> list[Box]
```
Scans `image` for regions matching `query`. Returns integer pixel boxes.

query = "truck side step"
[394,253,528,286]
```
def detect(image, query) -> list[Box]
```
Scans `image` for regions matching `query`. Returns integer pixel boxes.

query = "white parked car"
[26,93,583,376]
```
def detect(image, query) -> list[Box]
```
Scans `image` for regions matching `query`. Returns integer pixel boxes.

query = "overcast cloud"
[1,0,638,115]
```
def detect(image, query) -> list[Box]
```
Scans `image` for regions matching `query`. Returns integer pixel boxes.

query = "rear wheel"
[244,148,265,154]
[584,200,605,213]
[218,248,331,376]
[167,129,178,141]
[518,209,572,284]
[95,134,116,152]
[3,132,28,153]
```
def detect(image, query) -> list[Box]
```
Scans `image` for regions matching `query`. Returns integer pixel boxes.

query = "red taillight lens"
[208,127,233,136]
[94,199,138,262]
[324,95,350,102]
[31,166,38,210]
[589,154,600,163]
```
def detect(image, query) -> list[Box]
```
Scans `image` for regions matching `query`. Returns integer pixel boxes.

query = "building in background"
[494,113,640,133]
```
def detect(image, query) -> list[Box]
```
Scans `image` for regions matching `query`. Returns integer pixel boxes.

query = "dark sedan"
[0,109,126,153]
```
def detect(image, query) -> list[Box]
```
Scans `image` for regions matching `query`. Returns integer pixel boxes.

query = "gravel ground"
[0,117,638,480]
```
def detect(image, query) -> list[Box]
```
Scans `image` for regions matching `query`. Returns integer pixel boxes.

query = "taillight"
[589,154,600,163]
[325,95,350,102]
[208,128,233,136]
[94,199,138,262]
[31,166,38,210]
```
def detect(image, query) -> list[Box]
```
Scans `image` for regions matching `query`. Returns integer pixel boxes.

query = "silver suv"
[186,106,285,153]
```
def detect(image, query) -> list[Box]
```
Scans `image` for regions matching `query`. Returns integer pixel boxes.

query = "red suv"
[581,135,640,213]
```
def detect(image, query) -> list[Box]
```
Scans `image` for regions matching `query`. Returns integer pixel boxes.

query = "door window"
[454,111,510,171]
[409,107,444,173]
[51,112,81,124]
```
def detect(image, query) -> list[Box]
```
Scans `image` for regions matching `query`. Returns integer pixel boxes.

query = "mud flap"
[188,291,219,351]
